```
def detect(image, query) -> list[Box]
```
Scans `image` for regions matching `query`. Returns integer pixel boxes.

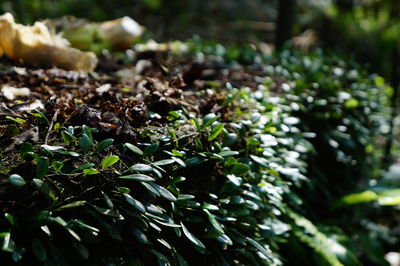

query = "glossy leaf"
[123,194,146,213]
[119,174,155,182]
[180,222,206,252]
[79,134,91,153]
[82,125,93,145]
[101,155,119,170]
[8,174,26,186]
[125,143,143,156]
[150,183,177,201]
[208,124,224,141]
[204,209,224,235]
[129,163,153,172]
[1,232,15,252]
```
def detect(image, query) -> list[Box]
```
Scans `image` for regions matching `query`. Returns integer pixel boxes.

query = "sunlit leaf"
[119,174,155,182]
[180,222,206,252]
[208,124,224,141]
[101,155,119,170]
[125,143,143,156]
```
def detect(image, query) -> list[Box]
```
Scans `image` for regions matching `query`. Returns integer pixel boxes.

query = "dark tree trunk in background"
[383,45,399,165]
[275,0,296,50]
[383,0,400,165]
[336,0,354,13]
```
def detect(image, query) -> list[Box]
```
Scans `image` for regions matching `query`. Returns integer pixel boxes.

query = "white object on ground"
[1,85,30,100]
[0,13,98,71]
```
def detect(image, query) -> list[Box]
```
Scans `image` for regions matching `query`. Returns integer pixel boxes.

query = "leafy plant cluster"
[263,50,394,265]
[0,43,393,265]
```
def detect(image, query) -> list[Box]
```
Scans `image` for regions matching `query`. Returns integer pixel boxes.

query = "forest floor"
[0,49,266,169]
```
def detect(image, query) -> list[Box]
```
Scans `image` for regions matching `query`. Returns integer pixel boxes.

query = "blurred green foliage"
[0,0,277,43]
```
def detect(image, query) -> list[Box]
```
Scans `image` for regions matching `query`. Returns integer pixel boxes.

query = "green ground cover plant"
[0,41,395,265]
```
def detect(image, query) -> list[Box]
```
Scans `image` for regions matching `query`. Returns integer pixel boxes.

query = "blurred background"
[0,0,398,78]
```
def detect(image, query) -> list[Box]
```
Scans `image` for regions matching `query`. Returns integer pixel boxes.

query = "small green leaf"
[56,201,86,211]
[230,163,250,176]
[55,150,79,157]
[117,187,131,193]
[129,163,153,172]
[72,220,100,234]
[91,205,122,218]
[185,157,204,166]
[208,124,224,141]
[82,125,93,145]
[33,110,50,124]
[119,174,155,182]
[204,209,224,235]
[177,194,195,200]
[218,150,239,158]
[61,131,75,145]
[338,190,378,206]
[125,143,143,156]
[5,116,26,124]
[102,191,114,209]
[72,163,95,173]
[52,161,64,172]
[123,194,146,213]
[377,189,400,206]
[141,182,160,196]
[246,237,272,260]
[4,213,14,225]
[83,168,99,175]
[1,232,16,252]
[180,222,206,251]
[36,157,49,179]
[344,98,359,109]
[8,174,26,186]
[250,155,269,167]
[143,143,159,157]
[94,138,114,153]
[227,174,241,186]
[40,225,51,237]
[32,239,47,262]
[33,179,56,201]
[40,145,64,151]
[154,159,176,166]
[101,155,119,170]
[150,183,177,201]
[222,133,237,147]
[216,234,233,245]
[203,113,220,127]
[79,134,91,153]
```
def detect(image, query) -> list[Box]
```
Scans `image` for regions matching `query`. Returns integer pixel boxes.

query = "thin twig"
[45,109,60,145]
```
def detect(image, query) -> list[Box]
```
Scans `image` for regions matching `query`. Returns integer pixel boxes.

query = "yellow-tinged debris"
[0,13,98,72]
[54,16,144,53]
[100,16,144,50]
